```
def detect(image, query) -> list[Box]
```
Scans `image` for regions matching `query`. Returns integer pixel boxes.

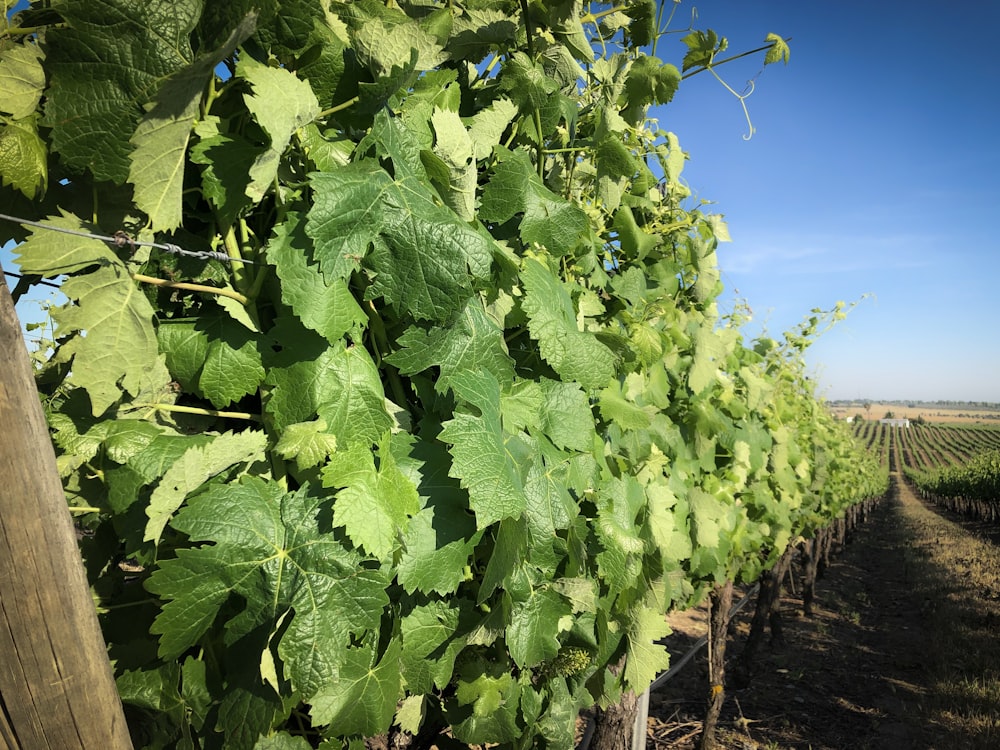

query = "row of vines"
[885,422,1000,522]
[851,419,892,469]
[1,2,887,748]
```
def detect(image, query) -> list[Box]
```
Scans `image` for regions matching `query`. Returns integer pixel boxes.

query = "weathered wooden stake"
[0,266,133,749]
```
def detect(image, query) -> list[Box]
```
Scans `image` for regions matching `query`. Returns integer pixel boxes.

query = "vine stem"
[519,0,535,58]
[223,223,252,295]
[132,273,249,305]
[650,0,682,58]
[1,23,68,37]
[681,39,792,81]
[518,0,546,178]
[532,109,545,178]
[364,301,410,409]
[705,67,755,139]
[471,53,501,86]
[677,34,794,142]
[580,5,627,25]
[651,1,665,58]
[543,143,592,154]
[134,402,260,421]
[318,96,361,118]
[202,73,219,119]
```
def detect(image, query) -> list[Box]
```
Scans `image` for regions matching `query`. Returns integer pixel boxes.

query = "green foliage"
[2,1,887,748]
[914,448,1000,502]
[764,32,791,66]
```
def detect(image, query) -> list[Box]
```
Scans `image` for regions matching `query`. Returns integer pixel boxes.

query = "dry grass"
[828,402,1000,425]
[894,488,1000,748]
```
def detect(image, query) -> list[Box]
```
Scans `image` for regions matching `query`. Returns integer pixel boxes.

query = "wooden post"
[0,266,133,749]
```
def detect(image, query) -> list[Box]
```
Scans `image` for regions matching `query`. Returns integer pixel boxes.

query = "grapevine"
[0,1,886,748]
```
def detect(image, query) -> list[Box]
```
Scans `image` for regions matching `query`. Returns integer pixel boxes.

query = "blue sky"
[655,0,1000,402]
[3,1,998,402]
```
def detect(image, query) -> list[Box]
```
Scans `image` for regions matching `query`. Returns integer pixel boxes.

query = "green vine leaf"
[397,438,482,595]
[0,42,45,119]
[764,33,791,66]
[0,119,47,198]
[623,55,680,111]
[549,1,594,62]
[308,639,402,733]
[467,98,518,161]
[448,666,522,744]
[217,684,279,750]
[446,8,518,59]
[266,212,367,344]
[306,160,393,279]
[54,265,162,415]
[520,256,617,391]
[143,429,267,543]
[127,432,216,485]
[253,734,312,750]
[158,314,265,409]
[386,297,514,392]
[623,0,657,47]
[537,379,596,452]
[523,451,583,561]
[238,54,320,201]
[399,600,464,694]
[265,339,392,447]
[689,325,727,394]
[147,478,390,700]
[480,147,589,255]
[0,42,48,199]
[440,370,528,529]
[274,419,339,470]
[44,0,201,182]
[352,12,448,77]
[190,116,259,228]
[128,13,256,231]
[506,586,572,668]
[681,29,727,73]
[623,605,672,692]
[308,156,493,321]
[429,106,476,221]
[13,211,119,275]
[499,52,559,113]
[115,664,186,723]
[322,437,420,560]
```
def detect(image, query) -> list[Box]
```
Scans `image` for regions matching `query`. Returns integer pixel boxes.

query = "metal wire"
[0,212,258,265]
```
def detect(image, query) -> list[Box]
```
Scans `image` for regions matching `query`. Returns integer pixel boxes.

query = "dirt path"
[647,446,1000,749]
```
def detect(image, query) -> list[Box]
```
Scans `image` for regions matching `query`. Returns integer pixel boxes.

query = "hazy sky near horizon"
[654,0,1000,402]
[2,1,998,402]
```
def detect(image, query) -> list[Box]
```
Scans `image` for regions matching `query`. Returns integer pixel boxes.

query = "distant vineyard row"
[853,420,1000,520]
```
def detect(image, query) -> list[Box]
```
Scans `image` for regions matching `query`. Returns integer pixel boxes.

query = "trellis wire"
[0,212,258,265]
